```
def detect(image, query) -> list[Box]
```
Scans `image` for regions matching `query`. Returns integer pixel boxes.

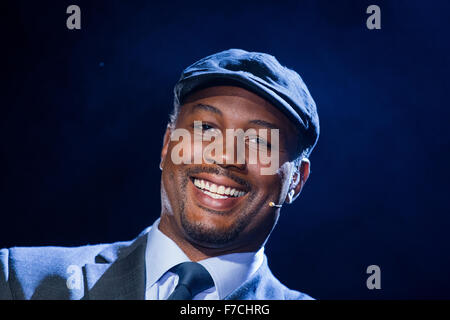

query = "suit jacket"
[0,228,313,300]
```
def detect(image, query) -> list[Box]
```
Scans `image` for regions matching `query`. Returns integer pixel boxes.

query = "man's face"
[159,86,306,253]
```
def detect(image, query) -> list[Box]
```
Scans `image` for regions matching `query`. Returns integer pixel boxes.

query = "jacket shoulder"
[226,256,315,300]
[264,268,315,300]
[3,240,131,299]
[283,285,315,300]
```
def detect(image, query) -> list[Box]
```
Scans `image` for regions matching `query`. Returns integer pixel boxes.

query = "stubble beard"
[176,167,257,248]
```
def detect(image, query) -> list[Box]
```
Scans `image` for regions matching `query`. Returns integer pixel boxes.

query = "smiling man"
[160,85,306,257]
[0,49,319,300]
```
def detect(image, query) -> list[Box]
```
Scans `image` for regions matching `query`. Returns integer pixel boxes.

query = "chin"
[180,210,243,248]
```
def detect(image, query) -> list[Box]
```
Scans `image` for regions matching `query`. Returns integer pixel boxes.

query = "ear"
[284,158,310,204]
[160,124,172,170]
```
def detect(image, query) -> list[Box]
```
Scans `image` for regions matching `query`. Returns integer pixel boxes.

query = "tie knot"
[168,262,214,299]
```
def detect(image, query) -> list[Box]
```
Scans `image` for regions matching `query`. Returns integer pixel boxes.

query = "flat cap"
[174,48,319,156]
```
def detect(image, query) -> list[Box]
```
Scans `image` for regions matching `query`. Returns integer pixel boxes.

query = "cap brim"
[175,72,306,130]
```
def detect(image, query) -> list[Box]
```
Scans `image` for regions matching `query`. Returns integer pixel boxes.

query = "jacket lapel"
[83,228,150,300]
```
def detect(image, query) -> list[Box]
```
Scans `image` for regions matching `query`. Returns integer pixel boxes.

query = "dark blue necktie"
[167,262,214,300]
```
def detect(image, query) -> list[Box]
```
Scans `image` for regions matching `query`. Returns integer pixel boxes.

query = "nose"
[203,134,247,171]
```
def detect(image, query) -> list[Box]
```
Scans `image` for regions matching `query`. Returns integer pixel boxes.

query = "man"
[0,49,319,300]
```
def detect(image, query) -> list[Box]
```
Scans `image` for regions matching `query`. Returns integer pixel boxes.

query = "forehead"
[181,86,294,127]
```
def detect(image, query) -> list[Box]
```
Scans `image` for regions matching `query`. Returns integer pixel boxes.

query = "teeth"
[201,190,228,199]
[193,178,246,199]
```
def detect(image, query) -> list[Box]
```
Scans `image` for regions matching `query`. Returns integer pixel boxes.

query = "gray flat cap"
[174,48,319,156]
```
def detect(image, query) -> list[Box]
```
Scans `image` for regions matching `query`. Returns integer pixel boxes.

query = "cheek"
[167,138,193,164]
[161,145,187,194]
[247,164,283,193]
[166,134,210,165]
[247,162,291,200]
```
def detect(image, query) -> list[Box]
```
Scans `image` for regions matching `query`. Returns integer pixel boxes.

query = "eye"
[193,122,214,131]
[201,123,214,131]
[246,135,271,150]
[193,122,222,139]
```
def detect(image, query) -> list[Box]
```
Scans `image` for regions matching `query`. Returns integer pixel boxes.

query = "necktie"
[167,262,214,300]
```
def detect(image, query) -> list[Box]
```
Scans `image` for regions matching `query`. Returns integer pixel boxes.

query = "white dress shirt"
[144,218,265,300]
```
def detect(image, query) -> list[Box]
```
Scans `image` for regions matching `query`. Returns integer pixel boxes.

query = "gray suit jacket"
[0,228,313,300]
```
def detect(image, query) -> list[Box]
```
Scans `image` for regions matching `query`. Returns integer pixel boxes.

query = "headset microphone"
[268,202,283,208]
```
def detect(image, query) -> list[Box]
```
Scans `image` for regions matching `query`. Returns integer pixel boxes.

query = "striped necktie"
[167,262,214,300]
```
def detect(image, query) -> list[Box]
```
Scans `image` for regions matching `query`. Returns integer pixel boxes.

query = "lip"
[188,174,249,211]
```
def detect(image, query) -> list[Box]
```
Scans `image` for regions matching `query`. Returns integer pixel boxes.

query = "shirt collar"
[145,218,265,299]
[145,218,191,289]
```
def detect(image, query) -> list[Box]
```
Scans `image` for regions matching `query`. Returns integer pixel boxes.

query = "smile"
[192,178,247,200]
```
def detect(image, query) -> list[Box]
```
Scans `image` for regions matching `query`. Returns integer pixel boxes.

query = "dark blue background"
[2,0,450,299]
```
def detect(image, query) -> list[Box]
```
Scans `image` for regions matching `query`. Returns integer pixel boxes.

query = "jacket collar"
[83,227,150,300]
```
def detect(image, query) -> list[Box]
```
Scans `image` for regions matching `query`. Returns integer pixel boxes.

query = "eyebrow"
[192,103,280,130]
[248,119,279,130]
[192,103,223,115]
